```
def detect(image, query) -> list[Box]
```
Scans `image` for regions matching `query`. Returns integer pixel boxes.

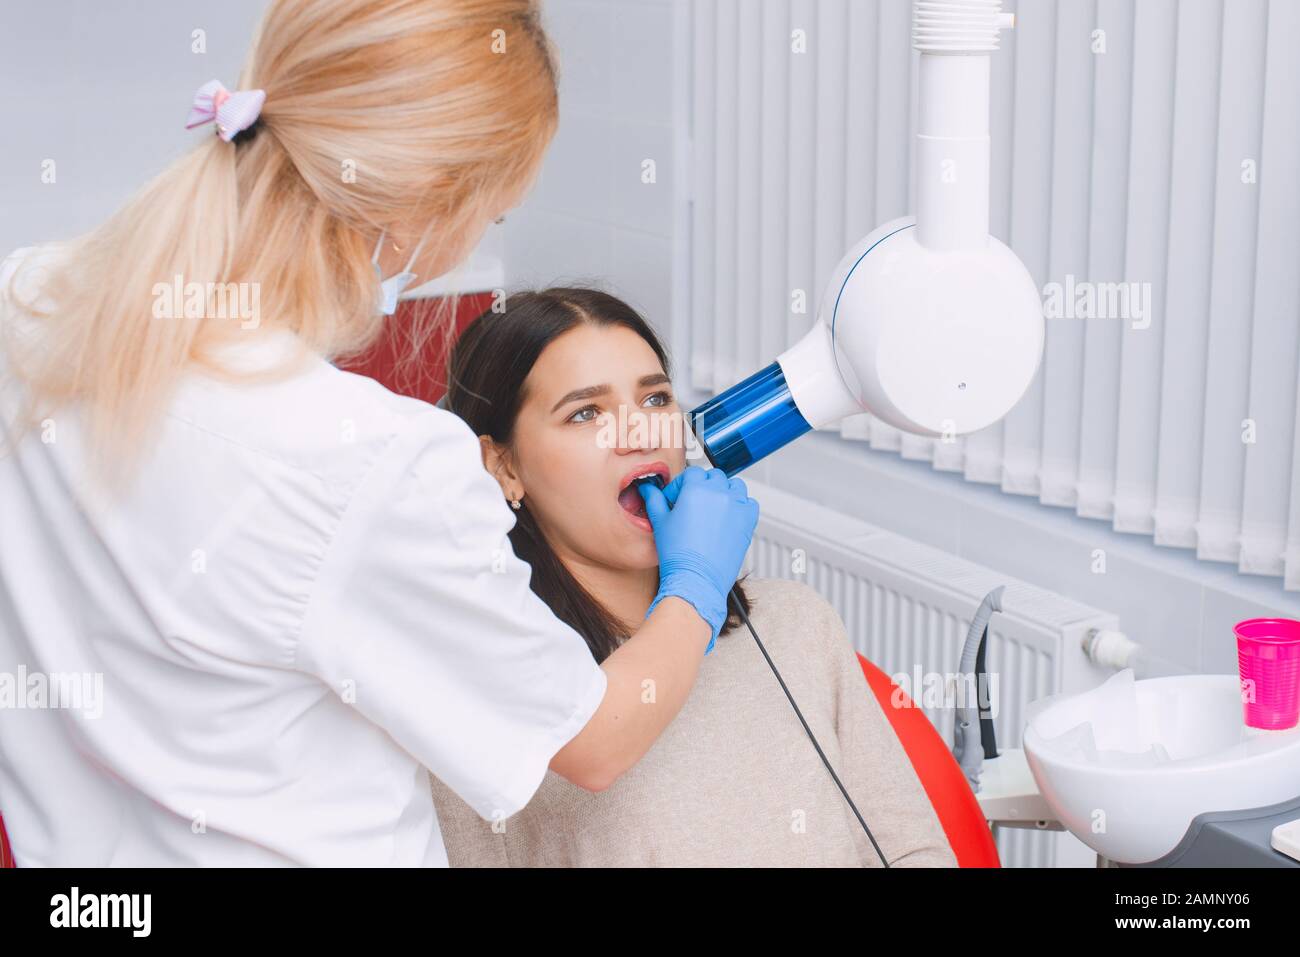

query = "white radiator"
[742,479,1120,867]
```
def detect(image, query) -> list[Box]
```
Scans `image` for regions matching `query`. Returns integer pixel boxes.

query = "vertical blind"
[686,0,1300,592]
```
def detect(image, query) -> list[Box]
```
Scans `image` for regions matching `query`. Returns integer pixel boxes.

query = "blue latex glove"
[637,466,759,654]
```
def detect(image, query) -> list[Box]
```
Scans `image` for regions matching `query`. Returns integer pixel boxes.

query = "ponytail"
[1,0,559,495]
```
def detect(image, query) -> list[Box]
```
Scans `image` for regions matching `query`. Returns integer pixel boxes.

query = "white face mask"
[372,231,427,316]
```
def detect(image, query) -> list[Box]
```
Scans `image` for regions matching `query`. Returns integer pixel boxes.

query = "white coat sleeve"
[295,408,608,822]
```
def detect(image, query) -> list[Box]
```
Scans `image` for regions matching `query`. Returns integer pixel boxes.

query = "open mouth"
[616,463,670,522]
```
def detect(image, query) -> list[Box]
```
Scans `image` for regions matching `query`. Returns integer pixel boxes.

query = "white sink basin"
[1022,673,1300,864]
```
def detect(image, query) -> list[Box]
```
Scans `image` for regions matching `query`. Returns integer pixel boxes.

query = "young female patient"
[430,288,957,867]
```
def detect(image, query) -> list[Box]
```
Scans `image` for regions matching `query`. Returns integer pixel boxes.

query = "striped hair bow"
[185,79,266,142]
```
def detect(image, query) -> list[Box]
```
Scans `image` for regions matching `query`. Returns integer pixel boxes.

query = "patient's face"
[509,323,688,572]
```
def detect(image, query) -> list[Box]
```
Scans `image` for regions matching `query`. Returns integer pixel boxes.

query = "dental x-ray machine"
[690,0,1041,475]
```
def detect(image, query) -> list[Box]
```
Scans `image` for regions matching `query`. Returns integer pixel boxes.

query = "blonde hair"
[1,0,558,494]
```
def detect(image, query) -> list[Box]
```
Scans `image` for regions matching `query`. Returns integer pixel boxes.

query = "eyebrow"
[550,373,672,414]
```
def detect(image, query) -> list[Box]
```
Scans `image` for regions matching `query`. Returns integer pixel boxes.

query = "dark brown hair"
[445,287,751,663]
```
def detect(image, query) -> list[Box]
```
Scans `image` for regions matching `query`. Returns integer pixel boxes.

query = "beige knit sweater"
[429,577,958,867]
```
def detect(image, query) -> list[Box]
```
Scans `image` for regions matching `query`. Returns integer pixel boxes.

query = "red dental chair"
[857,653,1001,867]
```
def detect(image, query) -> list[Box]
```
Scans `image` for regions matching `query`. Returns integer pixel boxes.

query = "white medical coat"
[0,246,608,866]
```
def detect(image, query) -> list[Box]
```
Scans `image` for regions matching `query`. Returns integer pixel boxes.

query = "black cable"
[727,586,890,868]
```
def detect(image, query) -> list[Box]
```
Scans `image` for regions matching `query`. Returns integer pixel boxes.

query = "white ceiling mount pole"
[913,0,1016,251]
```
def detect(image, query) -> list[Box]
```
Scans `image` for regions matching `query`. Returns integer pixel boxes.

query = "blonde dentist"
[0,0,757,866]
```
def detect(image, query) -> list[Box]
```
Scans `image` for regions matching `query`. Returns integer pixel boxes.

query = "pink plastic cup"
[1235,617,1300,730]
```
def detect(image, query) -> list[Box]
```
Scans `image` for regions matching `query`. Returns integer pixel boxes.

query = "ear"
[478,434,522,499]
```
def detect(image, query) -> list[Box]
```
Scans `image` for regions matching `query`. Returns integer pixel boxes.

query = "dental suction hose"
[952,585,1005,792]
[690,0,1041,477]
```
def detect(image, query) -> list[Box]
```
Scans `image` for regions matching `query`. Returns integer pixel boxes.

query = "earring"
[509,498,522,510]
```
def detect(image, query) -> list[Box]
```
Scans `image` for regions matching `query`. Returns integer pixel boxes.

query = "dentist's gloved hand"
[637,466,759,654]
